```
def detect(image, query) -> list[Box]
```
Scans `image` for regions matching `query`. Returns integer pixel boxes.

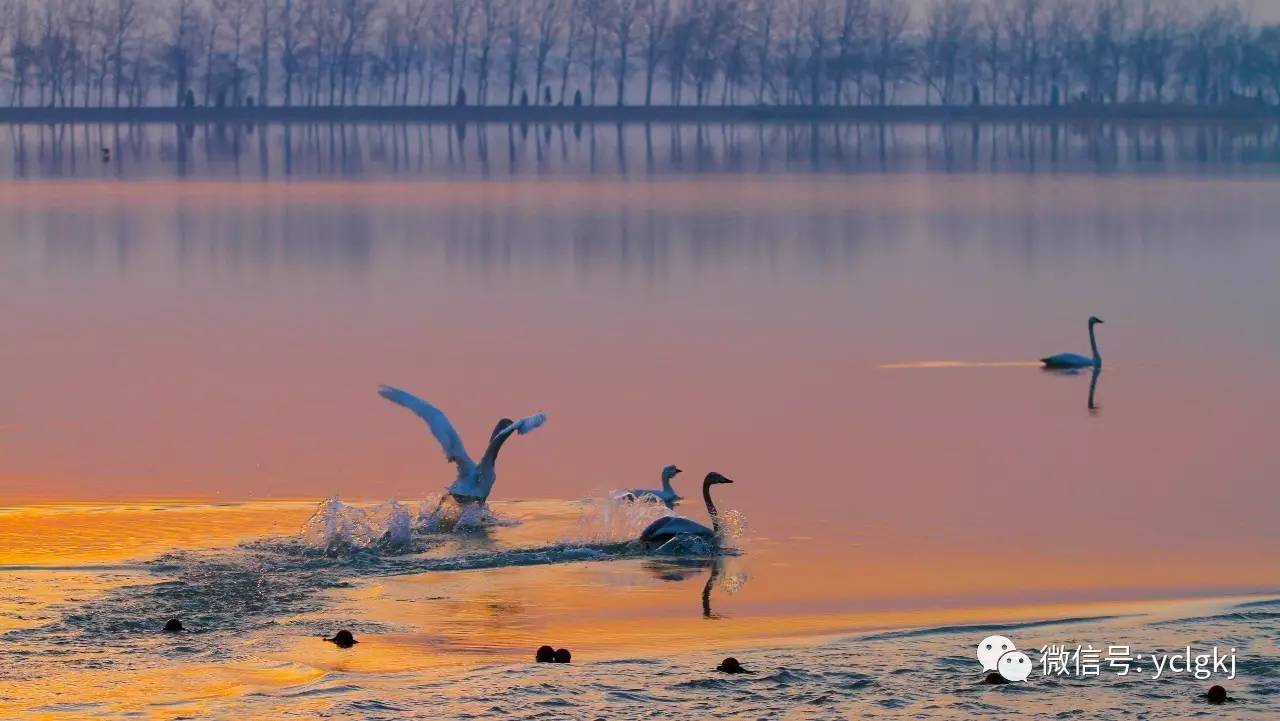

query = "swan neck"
[1089,322,1101,364]
[703,481,721,535]
[661,472,674,493]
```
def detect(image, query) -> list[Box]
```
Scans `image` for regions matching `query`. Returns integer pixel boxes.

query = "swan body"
[618,465,683,508]
[640,472,734,546]
[1042,316,1104,368]
[377,385,546,504]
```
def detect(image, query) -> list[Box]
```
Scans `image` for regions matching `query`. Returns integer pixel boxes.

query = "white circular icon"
[977,635,1016,672]
[998,650,1033,682]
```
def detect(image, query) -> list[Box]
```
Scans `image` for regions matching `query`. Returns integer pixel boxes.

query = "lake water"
[1,122,1277,719]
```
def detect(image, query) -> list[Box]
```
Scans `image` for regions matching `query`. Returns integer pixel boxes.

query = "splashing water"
[571,493,673,543]
[367,501,414,547]
[718,509,749,539]
[300,497,414,554]
[415,494,520,532]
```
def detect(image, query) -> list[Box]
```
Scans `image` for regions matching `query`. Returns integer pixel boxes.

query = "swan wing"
[479,412,548,466]
[1041,353,1094,367]
[641,516,714,541]
[378,385,475,472]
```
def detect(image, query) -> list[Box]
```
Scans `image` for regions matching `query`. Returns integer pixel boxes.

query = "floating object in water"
[553,648,572,663]
[325,630,358,648]
[1041,316,1104,369]
[377,385,547,505]
[640,472,735,547]
[535,645,555,663]
[617,465,683,508]
[100,147,111,162]
[716,657,749,674]
[982,671,1009,685]
[1206,685,1228,704]
[162,618,183,632]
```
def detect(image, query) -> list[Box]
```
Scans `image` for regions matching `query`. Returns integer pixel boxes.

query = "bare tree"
[748,0,776,103]
[802,0,831,106]
[1002,0,1039,104]
[279,0,302,104]
[832,0,869,105]
[977,0,1005,103]
[689,0,733,105]
[867,0,912,105]
[580,0,610,104]
[503,0,526,104]
[1253,24,1280,103]
[665,2,694,104]
[472,0,498,103]
[253,0,276,105]
[612,0,638,104]
[336,0,376,104]
[923,0,973,105]
[530,0,559,103]
[558,0,581,103]
[638,0,669,105]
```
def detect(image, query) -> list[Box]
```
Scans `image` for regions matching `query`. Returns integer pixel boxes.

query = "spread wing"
[378,385,475,473]
[479,412,548,467]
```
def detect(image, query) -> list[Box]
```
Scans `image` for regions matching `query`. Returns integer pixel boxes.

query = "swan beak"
[721,477,735,484]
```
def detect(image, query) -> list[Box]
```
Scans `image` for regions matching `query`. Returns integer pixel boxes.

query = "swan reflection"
[1088,366,1102,414]
[642,557,747,619]
[1040,364,1103,415]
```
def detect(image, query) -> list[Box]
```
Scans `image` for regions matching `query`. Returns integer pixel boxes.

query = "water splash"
[570,493,673,543]
[300,497,414,554]
[718,509,749,539]
[416,494,520,532]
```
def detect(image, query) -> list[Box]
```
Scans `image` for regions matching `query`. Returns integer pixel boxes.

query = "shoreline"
[1,103,1277,125]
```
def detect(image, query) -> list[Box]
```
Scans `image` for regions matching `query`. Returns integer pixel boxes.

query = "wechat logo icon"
[977,635,1032,682]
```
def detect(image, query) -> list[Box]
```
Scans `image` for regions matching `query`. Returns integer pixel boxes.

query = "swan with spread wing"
[378,385,547,505]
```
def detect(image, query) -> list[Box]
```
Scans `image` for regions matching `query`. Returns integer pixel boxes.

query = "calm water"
[1,122,1277,719]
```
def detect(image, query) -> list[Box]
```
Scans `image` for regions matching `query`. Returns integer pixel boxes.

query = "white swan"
[639,472,734,547]
[1041,316,1104,369]
[377,385,547,504]
[617,465,683,508]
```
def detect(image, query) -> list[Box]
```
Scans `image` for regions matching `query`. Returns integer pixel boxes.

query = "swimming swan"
[639,472,734,547]
[1041,316,1104,369]
[377,385,547,504]
[617,465,683,508]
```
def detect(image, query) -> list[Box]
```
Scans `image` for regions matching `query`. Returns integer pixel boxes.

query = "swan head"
[662,465,683,481]
[1089,316,1104,325]
[490,418,514,439]
[704,472,734,486]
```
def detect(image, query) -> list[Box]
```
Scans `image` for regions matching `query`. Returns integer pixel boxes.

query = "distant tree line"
[2,0,1279,110]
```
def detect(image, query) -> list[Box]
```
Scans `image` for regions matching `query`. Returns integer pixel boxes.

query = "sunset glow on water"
[1,124,1277,718]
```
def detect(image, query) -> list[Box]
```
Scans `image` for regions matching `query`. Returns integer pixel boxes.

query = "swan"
[639,472,734,547]
[1041,316,1104,369]
[617,465,683,508]
[377,385,547,504]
